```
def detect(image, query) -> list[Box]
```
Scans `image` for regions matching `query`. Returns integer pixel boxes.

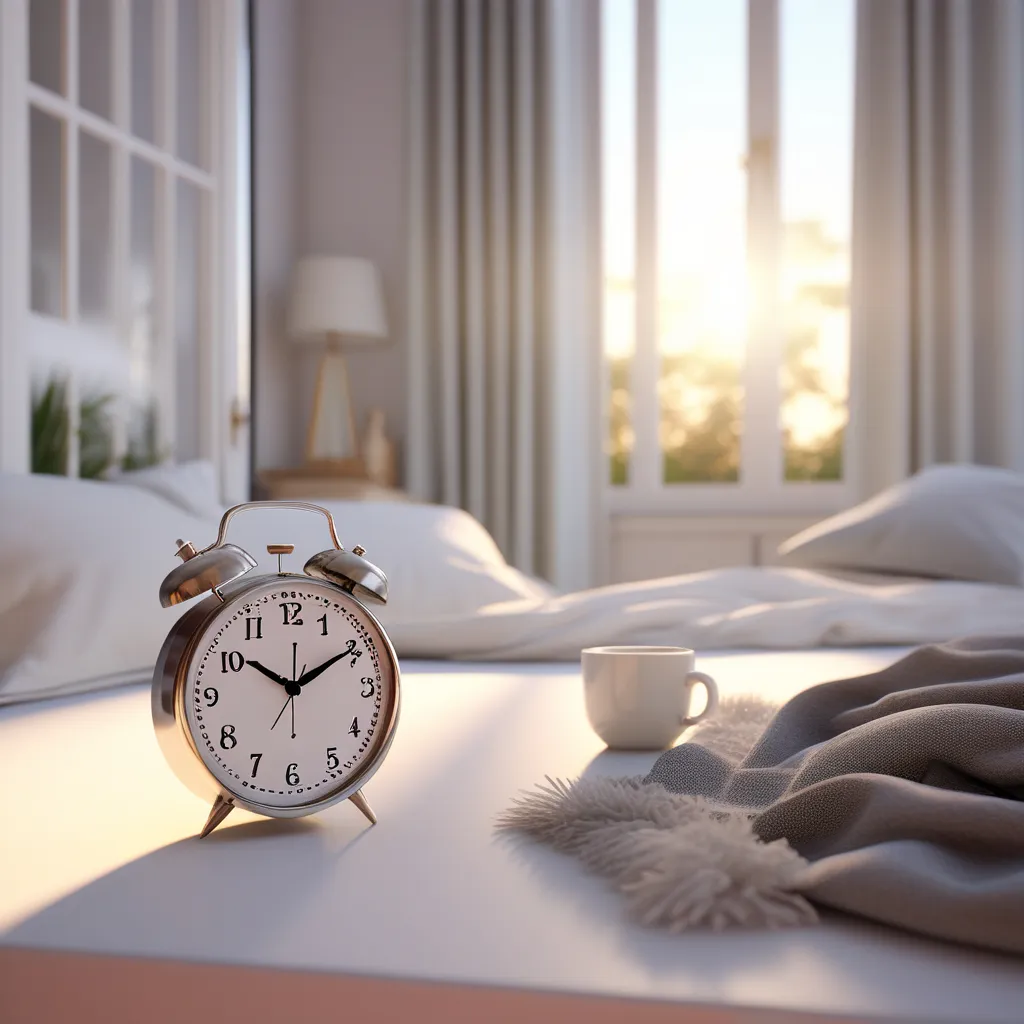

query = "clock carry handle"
[159,501,388,608]
[210,500,343,552]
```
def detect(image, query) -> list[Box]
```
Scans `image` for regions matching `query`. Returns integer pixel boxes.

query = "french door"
[0,0,250,501]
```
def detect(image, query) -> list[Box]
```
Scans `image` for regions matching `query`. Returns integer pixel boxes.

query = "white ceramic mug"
[580,646,719,750]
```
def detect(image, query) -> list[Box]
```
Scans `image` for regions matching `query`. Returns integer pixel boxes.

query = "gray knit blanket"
[498,636,1024,955]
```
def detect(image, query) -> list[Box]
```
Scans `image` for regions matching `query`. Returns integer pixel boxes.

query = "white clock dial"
[183,578,395,809]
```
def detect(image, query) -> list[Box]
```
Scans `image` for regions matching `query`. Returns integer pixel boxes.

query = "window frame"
[604,0,858,517]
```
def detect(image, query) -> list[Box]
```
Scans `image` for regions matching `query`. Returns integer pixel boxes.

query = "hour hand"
[246,660,289,687]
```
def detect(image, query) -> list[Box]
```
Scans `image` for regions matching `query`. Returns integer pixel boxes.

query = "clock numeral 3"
[349,717,360,738]
[286,763,300,786]
[280,602,303,626]
[203,686,219,707]
[245,616,263,640]
[249,752,262,777]
[326,746,339,770]
[220,724,237,750]
[360,677,374,698]
[220,651,244,673]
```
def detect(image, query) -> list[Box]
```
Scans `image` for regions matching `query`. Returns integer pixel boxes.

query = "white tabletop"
[3,648,1024,1023]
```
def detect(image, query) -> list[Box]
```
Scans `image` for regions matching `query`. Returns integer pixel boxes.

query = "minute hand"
[295,652,349,688]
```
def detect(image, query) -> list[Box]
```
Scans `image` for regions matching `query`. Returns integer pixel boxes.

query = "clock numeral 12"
[245,616,263,640]
[280,602,303,626]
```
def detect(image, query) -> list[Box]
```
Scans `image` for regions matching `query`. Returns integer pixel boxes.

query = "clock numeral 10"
[245,616,263,640]
[249,752,262,777]
[326,746,339,770]
[286,763,300,786]
[221,651,244,673]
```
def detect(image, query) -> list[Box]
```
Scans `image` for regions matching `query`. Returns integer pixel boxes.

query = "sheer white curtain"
[852,0,1024,497]
[405,0,603,591]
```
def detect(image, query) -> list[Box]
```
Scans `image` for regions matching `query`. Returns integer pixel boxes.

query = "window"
[602,0,855,514]
[12,0,249,491]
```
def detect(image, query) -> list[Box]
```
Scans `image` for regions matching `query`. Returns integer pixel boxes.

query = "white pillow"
[777,464,1024,585]
[112,459,224,519]
[0,474,554,705]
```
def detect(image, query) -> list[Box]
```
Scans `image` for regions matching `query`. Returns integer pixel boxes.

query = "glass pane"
[177,0,207,167]
[30,0,64,95]
[29,107,65,317]
[79,0,112,120]
[603,0,636,486]
[79,131,114,322]
[176,180,203,459]
[129,158,157,406]
[657,0,746,484]
[131,0,157,142]
[780,0,854,481]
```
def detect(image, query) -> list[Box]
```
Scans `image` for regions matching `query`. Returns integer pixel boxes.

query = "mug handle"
[681,671,719,727]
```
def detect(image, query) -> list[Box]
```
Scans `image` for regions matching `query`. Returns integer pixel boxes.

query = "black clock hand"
[247,660,290,688]
[296,652,348,688]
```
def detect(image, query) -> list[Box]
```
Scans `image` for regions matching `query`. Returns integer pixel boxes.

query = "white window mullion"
[155,0,177,456]
[111,0,131,463]
[199,0,219,463]
[65,0,80,329]
[741,0,782,497]
[632,0,660,496]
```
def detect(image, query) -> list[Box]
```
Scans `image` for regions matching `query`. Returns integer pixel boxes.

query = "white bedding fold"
[383,567,1024,660]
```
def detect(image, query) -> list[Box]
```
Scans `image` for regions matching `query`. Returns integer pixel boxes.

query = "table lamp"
[287,255,388,468]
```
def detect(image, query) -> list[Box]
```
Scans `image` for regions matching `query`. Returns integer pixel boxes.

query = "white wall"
[252,0,410,478]
[252,0,301,473]
[296,0,410,462]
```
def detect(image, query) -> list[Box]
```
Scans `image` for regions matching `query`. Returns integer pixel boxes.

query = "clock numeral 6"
[286,763,300,786]
[360,677,374,698]
[203,686,219,707]
[220,651,244,673]
[220,724,237,749]
[326,746,339,771]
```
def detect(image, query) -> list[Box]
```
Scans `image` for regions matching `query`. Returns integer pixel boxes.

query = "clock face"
[183,577,397,810]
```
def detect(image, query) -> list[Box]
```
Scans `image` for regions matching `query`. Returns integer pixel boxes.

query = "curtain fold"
[852,0,1024,498]
[406,0,603,589]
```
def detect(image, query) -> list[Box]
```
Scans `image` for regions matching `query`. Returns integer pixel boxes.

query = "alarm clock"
[152,501,400,838]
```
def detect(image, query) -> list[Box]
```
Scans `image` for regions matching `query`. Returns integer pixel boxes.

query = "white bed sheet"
[386,566,1024,660]
[3,649,1024,1023]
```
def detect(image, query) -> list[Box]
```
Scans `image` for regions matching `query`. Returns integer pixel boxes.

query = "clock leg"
[348,789,377,825]
[198,794,236,838]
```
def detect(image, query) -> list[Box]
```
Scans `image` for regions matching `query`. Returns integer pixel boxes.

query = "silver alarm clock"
[152,501,400,838]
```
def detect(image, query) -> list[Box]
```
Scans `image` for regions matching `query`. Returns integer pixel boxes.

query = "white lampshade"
[287,256,388,343]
